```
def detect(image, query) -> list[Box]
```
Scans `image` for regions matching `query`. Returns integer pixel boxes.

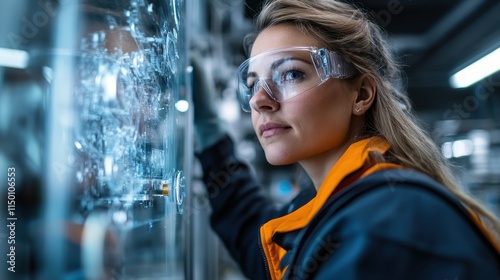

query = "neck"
[299,139,354,190]
[300,118,365,190]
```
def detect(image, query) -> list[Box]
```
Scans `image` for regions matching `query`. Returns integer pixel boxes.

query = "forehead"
[250,23,323,57]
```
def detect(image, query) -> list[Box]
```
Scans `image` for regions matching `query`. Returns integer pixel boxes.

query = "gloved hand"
[190,51,227,151]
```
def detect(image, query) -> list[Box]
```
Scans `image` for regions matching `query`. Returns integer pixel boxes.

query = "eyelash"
[280,68,305,83]
[245,66,306,94]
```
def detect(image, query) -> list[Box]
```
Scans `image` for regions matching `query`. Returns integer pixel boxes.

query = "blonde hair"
[250,0,500,242]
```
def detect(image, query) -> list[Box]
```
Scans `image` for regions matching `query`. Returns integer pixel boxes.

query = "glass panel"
[0,0,188,279]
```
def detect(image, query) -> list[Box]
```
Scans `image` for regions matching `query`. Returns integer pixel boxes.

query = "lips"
[259,122,291,138]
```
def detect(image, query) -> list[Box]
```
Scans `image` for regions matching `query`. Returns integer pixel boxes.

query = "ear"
[352,74,377,115]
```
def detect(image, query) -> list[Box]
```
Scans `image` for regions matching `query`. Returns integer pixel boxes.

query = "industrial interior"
[0,0,499,279]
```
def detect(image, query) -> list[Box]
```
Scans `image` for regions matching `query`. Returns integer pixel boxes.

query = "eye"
[281,69,305,83]
[246,79,254,88]
[246,78,258,94]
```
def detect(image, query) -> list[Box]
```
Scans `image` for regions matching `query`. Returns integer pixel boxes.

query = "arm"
[197,135,282,278]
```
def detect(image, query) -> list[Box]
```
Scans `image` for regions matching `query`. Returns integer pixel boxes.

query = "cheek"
[292,89,352,124]
[298,104,349,136]
[291,89,353,140]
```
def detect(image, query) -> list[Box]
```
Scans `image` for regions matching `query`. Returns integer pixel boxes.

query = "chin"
[264,151,296,166]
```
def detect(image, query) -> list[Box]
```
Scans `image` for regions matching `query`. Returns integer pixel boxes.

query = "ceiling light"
[450,46,500,88]
[0,48,29,69]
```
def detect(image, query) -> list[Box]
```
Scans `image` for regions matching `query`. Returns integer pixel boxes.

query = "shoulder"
[285,169,500,279]
[318,168,496,257]
[329,168,467,221]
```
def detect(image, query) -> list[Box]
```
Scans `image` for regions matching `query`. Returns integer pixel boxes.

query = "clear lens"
[236,47,358,112]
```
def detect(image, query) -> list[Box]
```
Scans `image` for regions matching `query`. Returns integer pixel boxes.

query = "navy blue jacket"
[198,135,500,279]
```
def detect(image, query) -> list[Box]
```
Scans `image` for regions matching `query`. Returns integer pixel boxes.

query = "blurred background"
[0,0,499,279]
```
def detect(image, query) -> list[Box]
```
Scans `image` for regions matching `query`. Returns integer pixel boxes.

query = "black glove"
[190,52,227,151]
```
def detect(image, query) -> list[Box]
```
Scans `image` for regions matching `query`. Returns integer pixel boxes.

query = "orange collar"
[259,137,401,279]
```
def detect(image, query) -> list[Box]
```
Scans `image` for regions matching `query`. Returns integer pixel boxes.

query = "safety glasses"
[236,46,359,112]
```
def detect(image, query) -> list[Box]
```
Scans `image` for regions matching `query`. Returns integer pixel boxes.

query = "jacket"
[197,135,500,279]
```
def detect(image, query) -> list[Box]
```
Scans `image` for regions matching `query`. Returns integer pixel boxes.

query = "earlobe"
[353,74,377,115]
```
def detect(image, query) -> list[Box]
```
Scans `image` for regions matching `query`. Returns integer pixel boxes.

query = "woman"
[193,0,500,279]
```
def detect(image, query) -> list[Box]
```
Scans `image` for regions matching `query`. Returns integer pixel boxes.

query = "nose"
[249,80,280,112]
